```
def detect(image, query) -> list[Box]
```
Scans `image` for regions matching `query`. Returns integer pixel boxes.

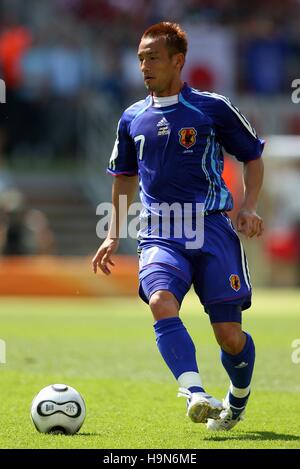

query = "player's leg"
[212,321,254,412]
[207,313,255,431]
[193,213,254,430]
[139,244,222,422]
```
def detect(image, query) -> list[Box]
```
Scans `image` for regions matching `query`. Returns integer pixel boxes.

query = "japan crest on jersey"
[178,127,197,149]
[229,274,241,291]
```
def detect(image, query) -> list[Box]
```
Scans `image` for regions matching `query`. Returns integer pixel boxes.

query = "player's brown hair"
[142,22,188,59]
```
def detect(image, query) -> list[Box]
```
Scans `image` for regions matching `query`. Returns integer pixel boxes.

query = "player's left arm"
[237,158,264,238]
[212,96,265,238]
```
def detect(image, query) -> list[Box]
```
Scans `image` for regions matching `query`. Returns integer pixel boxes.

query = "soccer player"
[92,22,264,431]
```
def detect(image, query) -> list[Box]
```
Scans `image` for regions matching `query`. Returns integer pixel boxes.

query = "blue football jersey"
[107,83,264,239]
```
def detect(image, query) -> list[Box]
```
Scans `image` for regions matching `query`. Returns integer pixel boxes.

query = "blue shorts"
[138,212,252,323]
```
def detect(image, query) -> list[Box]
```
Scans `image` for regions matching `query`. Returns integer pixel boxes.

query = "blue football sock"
[154,317,205,393]
[221,332,255,409]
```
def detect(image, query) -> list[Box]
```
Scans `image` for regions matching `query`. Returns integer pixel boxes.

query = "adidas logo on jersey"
[157,117,170,136]
[156,117,170,135]
[157,117,169,127]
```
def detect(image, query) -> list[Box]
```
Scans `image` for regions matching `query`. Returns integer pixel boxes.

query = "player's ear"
[174,53,185,71]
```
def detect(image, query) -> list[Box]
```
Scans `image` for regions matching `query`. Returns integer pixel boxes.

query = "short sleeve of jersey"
[212,97,264,162]
[107,113,138,176]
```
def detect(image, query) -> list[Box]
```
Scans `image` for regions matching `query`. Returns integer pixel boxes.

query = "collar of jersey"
[153,95,178,107]
[151,82,190,108]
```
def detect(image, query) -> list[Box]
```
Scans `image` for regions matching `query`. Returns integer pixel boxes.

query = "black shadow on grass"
[204,431,300,442]
[48,433,103,437]
[77,433,103,436]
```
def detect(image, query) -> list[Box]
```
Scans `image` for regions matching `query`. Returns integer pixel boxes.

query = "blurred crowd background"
[0,0,299,291]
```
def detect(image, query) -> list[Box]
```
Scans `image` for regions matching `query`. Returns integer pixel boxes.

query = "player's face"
[138,36,183,96]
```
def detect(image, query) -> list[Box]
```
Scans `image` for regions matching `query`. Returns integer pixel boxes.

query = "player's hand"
[92,238,119,275]
[236,208,264,238]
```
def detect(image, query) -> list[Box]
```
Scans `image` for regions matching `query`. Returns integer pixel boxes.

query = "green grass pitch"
[0,289,299,449]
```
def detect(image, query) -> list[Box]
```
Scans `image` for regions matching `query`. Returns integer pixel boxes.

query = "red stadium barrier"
[0,256,139,297]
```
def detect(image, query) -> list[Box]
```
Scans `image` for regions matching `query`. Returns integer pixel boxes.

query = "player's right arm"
[92,111,138,275]
[92,175,138,275]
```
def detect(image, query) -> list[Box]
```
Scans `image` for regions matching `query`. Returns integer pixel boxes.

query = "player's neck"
[153,79,184,97]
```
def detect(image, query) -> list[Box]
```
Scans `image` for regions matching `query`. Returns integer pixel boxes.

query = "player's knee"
[149,290,179,320]
[212,323,246,355]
